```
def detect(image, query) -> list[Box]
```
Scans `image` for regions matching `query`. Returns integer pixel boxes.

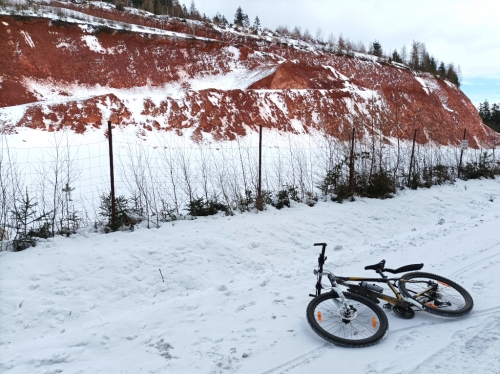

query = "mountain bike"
[306,243,474,347]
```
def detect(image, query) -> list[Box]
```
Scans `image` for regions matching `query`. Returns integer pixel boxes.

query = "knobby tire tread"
[306,292,388,348]
[398,272,473,317]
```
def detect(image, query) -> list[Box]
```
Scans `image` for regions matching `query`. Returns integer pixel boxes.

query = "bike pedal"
[383,303,392,309]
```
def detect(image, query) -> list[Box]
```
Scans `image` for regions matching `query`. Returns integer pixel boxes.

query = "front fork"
[327,274,354,315]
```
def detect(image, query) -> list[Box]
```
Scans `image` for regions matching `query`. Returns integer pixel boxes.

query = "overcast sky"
[195,0,500,106]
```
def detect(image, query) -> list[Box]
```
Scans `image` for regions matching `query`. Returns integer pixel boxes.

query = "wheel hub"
[338,307,358,321]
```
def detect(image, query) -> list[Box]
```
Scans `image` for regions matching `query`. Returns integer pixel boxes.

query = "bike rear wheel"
[306,291,388,348]
[398,272,473,317]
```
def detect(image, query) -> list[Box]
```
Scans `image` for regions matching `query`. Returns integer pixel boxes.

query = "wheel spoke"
[399,273,472,316]
[313,299,382,341]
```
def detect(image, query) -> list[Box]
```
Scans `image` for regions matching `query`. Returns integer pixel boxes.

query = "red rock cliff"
[0,14,497,147]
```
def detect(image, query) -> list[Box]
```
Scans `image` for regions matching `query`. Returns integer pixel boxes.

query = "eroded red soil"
[0,15,497,147]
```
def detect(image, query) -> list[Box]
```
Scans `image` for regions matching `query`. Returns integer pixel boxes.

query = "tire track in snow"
[392,314,500,374]
[259,306,500,374]
[259,343,330,374]
[449,240,500,278]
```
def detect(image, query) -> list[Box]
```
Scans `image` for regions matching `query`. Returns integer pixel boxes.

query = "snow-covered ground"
[1,177,500,373]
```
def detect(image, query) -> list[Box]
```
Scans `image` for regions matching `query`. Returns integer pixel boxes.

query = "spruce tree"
[392,49,402,63]
[438,62,446,78]
[479,100,491,124]
[189,0,198,18]
[253,16,261,30]
[234,6,245,26]
[429,56,437,74]
[181,4,188,18]
[491,103,500,126]
[372,40,382,57]
[243,14,250,28]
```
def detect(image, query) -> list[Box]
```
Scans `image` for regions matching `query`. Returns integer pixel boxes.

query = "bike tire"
[398,272,473,317]
[306,291,388,348]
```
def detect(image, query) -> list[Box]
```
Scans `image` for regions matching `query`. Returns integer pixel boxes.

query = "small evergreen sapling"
[99,193,138,232]
[10,189,51,251]
[186,197,230,217]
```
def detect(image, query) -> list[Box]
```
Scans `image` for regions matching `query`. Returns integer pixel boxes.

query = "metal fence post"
[256,125,263,211]
[458,129,467,179]
[407,129,417,187]
[107,120,116,227]
[349,127,355,196]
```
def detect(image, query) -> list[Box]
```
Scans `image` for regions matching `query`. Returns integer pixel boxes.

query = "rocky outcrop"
[0,15,498,147]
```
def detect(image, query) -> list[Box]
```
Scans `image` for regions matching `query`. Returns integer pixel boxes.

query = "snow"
[0,4,217,43]
[20,31,35,48]
[81,35,107,54]
[415,77,429,95]
[1,178,500,373]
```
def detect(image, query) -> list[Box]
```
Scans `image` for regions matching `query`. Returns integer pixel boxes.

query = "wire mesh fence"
[0,127,498,251]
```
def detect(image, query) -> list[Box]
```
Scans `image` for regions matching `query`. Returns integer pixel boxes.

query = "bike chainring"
[392,305,415,319]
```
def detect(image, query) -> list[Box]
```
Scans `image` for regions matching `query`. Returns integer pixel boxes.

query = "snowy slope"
[1,178,500,373]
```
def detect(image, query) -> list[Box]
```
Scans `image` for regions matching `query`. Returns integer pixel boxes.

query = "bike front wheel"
[306,291,388,348]
[398,272,473,317]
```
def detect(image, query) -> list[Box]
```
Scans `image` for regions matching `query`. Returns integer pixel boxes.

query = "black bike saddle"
[365,260,424,274]
[365,260,386,271]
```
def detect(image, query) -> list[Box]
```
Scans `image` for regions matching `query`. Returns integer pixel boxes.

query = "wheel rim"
[403,277,466,311]
[313,297,383,341]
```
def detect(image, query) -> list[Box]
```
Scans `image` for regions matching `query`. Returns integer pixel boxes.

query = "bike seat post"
[377,269,388,279]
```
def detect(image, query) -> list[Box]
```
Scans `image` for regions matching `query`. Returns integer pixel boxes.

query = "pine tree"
[429,56,437,74]
[491,103,499,122]
[479,100,491,124]
[180,3,188,18]
[242,14,250,28]
[189,0,198,19]
[234,6,245,26]
[213,12,221,24]
[372,40,382,57]
[491,103,500,131]
[337,34,346,52]
[438,62,446,78]
[253,16,261,30]
[446,63,459,86]
[392,49,402,63]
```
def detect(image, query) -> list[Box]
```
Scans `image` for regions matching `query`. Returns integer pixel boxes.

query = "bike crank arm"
[402,297,424,310]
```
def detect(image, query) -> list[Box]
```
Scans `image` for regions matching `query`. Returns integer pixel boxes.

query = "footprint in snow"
[151,339,174,359]
[395,330,422,352]
[236,301,256,312]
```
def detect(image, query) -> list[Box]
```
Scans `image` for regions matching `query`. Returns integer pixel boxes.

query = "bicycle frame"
[316,270,425,310]
[311,243,424,311]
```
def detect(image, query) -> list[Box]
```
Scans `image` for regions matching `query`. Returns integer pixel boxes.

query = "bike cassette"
[392,305,415,319]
